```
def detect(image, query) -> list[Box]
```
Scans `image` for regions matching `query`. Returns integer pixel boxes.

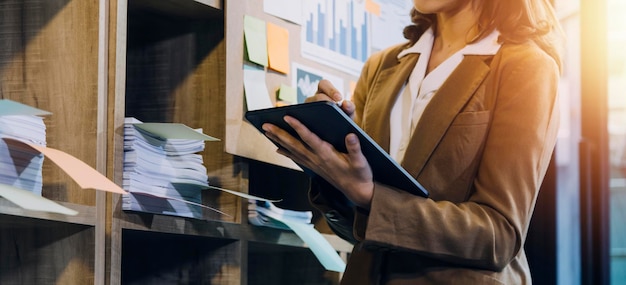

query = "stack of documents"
[248,199,346,272]
[248,200,313,230]
[0,100,49,195]
[122,118,215,219]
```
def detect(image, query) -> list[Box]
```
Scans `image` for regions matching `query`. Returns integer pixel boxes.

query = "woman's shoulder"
[360,41,413,76]
[367,42,413,64]
[496,41,558,70]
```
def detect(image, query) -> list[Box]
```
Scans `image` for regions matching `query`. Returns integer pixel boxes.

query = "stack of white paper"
[0,114,47,195]
[248,200,313,230]
[248,199,346,272]
[122,118,212,219]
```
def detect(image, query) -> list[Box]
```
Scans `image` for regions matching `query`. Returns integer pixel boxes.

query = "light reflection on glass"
[608,0,626,283]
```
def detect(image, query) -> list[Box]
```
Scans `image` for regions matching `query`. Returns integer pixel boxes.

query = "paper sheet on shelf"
[133,123,219,141]
[206,185,281,203]
[0,99,51,116]
[129,187,281,218]
[2,138,126,194]
[130,190,229,216]
[0,183,78,215]
[261,209,346,272]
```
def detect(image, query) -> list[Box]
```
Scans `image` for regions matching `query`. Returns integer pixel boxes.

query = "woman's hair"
[403,0,563,68]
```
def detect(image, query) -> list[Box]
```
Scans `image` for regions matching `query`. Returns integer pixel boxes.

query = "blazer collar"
[362,53,419,152]
[400,55,493,177]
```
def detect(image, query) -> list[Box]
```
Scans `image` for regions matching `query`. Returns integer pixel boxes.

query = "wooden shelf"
[0,198,97,226]
[0,213,96,285]
[117,211,352,254]
[120,229,238,285]
[129,0,222,18]
[1,0,352,284]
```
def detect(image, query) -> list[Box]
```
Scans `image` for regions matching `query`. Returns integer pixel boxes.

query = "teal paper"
[0,184,78,216]
[133,123,219,141]
[280,218,347,272]
[0,99,51,116]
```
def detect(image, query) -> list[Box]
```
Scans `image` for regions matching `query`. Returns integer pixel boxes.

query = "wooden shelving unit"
[1,0,351,284]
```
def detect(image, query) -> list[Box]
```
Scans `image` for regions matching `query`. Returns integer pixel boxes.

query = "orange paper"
[267,22,290,74]
[3,138,126,194]
[365,0,381,17]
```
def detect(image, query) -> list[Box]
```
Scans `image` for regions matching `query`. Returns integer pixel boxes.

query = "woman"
[262,0,562,284]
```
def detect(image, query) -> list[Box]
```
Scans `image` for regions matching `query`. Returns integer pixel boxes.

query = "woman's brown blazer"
[309,39,560,285]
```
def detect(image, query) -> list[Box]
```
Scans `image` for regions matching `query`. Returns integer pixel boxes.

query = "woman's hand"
[306,79,356,119]
[262,115,374,209]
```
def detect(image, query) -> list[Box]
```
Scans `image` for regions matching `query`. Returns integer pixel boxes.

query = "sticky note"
[244,15,269,66]
[278,84,297,104]
[243,65,273,111]
[267,22,290,74]
[365,0,381,17]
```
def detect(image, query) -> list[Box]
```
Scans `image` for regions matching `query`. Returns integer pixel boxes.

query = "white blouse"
[389,28,502,163]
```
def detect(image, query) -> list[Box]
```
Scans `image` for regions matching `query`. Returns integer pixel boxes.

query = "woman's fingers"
[345,134,367,168]
[317,79,342,101]
[305,79,342,103]
[340,100,356,118]
[282,116,327,152]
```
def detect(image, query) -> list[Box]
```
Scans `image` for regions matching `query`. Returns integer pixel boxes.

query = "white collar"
[397,28,502,59]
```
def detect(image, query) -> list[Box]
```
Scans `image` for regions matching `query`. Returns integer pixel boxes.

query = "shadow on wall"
[0,0,71,73]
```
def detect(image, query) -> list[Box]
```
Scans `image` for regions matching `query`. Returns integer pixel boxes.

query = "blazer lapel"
[400,55,492,177]
[362,53,419,152]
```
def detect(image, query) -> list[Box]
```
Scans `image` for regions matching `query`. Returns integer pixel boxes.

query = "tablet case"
[245,101,428,197]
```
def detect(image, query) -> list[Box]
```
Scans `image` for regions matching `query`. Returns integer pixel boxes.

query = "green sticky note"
[244,15,269,67]
[278,84,297,104]
[0,99,51,116]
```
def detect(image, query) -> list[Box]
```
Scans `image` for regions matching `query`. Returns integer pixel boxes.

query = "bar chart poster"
[302,0,370,76]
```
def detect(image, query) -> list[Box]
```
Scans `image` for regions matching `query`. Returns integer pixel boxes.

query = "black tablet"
[245,101,428,197]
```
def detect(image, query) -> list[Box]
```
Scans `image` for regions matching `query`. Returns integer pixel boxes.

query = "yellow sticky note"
[267,22,290,74]
[244,15,269,66]
[365,0,381,17]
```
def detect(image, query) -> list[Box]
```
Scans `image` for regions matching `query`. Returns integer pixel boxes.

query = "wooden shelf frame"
[1,0,353,284]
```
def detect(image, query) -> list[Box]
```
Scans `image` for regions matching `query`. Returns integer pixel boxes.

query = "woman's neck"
[427,4,479,74]
[435,4,479,52]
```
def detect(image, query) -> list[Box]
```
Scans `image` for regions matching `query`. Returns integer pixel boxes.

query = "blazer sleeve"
[307,46,390,244]
[361,44,561,271]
